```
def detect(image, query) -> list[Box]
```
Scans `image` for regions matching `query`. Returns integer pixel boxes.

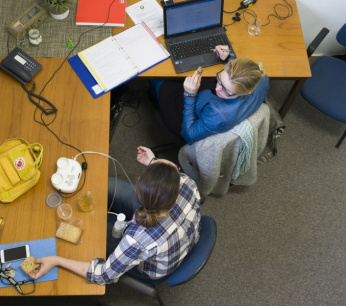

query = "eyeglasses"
[216,70,238,97]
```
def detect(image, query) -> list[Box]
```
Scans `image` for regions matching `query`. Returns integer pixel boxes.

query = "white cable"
[73,151,135,212]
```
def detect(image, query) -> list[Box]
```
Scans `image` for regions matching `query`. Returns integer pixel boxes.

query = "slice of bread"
[20,256,40,274]
[56,221,83,244]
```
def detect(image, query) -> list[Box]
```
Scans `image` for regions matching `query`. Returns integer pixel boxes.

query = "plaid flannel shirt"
[87,173,201,284]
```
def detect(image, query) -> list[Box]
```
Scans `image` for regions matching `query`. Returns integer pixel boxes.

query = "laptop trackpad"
[188,56,204,68]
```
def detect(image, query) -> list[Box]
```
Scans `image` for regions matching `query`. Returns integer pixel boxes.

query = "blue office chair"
[116,215,217,306]
[300,24,346,148]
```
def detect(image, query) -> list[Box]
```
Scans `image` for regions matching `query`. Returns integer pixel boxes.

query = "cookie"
[197,66,203,75]
[20,256,40,274]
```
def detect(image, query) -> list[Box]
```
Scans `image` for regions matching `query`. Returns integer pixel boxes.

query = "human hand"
[29,256,58,280]
[183,70,202,95]
[214,45,230,61]
[137,146,155,166]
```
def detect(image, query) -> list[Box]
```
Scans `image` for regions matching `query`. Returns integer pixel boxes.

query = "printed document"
[126,0,164,37]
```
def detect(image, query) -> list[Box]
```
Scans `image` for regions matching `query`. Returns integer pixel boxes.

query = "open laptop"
[163,0,236,73]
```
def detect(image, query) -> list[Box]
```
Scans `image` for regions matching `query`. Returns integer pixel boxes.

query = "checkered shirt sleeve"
[87,173,201,284]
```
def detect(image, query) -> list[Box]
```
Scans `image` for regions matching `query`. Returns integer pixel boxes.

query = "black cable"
[39,110,88,198]
[33,0,117,124]
[32,0,117,146]
[223,20,237,28]
[224,0,293,27]
[223,7,243,14]
[22,81,57,115]
[6,33,10,55]
[261,0,293,26]
[30,0,117,196]
[121,89,142,128]
[58,173,87,199]
[242,9,257,24]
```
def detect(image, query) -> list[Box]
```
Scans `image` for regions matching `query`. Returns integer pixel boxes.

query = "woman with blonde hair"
[152,46,269,145]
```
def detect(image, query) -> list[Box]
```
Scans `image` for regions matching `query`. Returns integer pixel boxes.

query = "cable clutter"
[2,0,119,203]
[223,0,293,27]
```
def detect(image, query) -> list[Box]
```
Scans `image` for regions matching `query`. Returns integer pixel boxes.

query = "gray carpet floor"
[1,77,345,305]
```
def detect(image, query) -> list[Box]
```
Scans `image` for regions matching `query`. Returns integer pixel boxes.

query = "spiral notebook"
[70,22,170,98]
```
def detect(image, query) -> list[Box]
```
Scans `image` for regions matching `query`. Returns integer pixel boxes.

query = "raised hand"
[137,146,155,166]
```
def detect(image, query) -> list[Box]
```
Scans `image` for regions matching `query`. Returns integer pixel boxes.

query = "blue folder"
[68,55,105,99]
[0,238,58,288]
[68,53,170,99]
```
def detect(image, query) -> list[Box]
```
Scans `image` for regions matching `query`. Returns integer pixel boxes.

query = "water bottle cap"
[117,213,126,222]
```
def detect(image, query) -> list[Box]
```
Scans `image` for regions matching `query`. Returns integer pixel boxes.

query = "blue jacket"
[181,75,269,145]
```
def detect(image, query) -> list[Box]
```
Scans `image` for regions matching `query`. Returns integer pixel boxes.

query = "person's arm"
[30,236,147,285]
[137,146,155,166]
[181,70,218,145]
[29,256,90,280]
[87,235,147,284]
[137,146,179,167]
[181,96,216,145]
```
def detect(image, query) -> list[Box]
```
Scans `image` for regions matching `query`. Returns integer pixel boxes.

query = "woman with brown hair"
[29,146,201,284]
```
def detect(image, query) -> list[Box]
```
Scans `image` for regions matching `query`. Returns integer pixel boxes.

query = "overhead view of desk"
[115,0,309,78]
[0,58,109,296]
[0,0,308,298]
[113,0,310,117]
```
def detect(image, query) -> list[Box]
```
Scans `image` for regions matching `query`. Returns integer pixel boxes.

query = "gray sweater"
[178,103,270,197]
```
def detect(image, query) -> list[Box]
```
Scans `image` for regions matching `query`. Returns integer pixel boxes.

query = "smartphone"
[0,244,30,263]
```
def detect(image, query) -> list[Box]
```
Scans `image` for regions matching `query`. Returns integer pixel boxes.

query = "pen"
[210,49,234,56]
[210,48,231,52]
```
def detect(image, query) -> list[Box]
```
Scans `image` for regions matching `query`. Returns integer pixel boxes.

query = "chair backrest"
[178,103,270,197]
[166,215,217,286]
[306,27,329,58]
[336,23,346,47]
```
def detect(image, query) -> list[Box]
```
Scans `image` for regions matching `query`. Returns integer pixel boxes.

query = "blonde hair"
[224,58,266,95]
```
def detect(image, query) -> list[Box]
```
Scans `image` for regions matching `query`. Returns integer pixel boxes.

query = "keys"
[4,264,17,278]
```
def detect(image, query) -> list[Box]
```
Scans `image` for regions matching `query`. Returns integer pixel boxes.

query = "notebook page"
[115,22,169,73]
[78,37,137,92]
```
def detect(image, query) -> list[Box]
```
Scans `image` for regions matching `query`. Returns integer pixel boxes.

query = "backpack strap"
[258,96,285,164]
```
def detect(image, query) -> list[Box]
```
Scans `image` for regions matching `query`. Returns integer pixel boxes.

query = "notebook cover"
[68,25,170,98]
[68,55,105,99]
[0,238,58,288]
[76,0,126,27]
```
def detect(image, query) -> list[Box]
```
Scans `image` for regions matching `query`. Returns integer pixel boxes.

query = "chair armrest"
[119,274,159,299]
[306,27,330,58]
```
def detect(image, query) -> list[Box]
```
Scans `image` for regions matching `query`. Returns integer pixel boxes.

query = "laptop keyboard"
[169,34,231,60]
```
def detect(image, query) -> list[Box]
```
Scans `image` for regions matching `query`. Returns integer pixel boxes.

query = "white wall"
[296,0,346,55]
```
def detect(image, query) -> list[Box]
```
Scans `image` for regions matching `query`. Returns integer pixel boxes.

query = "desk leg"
[279,78,306,119]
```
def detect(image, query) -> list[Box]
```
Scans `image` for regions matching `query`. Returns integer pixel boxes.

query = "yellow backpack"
[0,138,43,203]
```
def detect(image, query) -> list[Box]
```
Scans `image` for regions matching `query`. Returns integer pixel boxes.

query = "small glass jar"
[28,29,42,46]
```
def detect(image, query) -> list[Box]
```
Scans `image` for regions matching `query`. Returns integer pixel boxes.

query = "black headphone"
[232,12,241,22]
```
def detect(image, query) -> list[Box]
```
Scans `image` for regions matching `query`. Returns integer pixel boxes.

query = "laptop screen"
[164,0,224,38]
